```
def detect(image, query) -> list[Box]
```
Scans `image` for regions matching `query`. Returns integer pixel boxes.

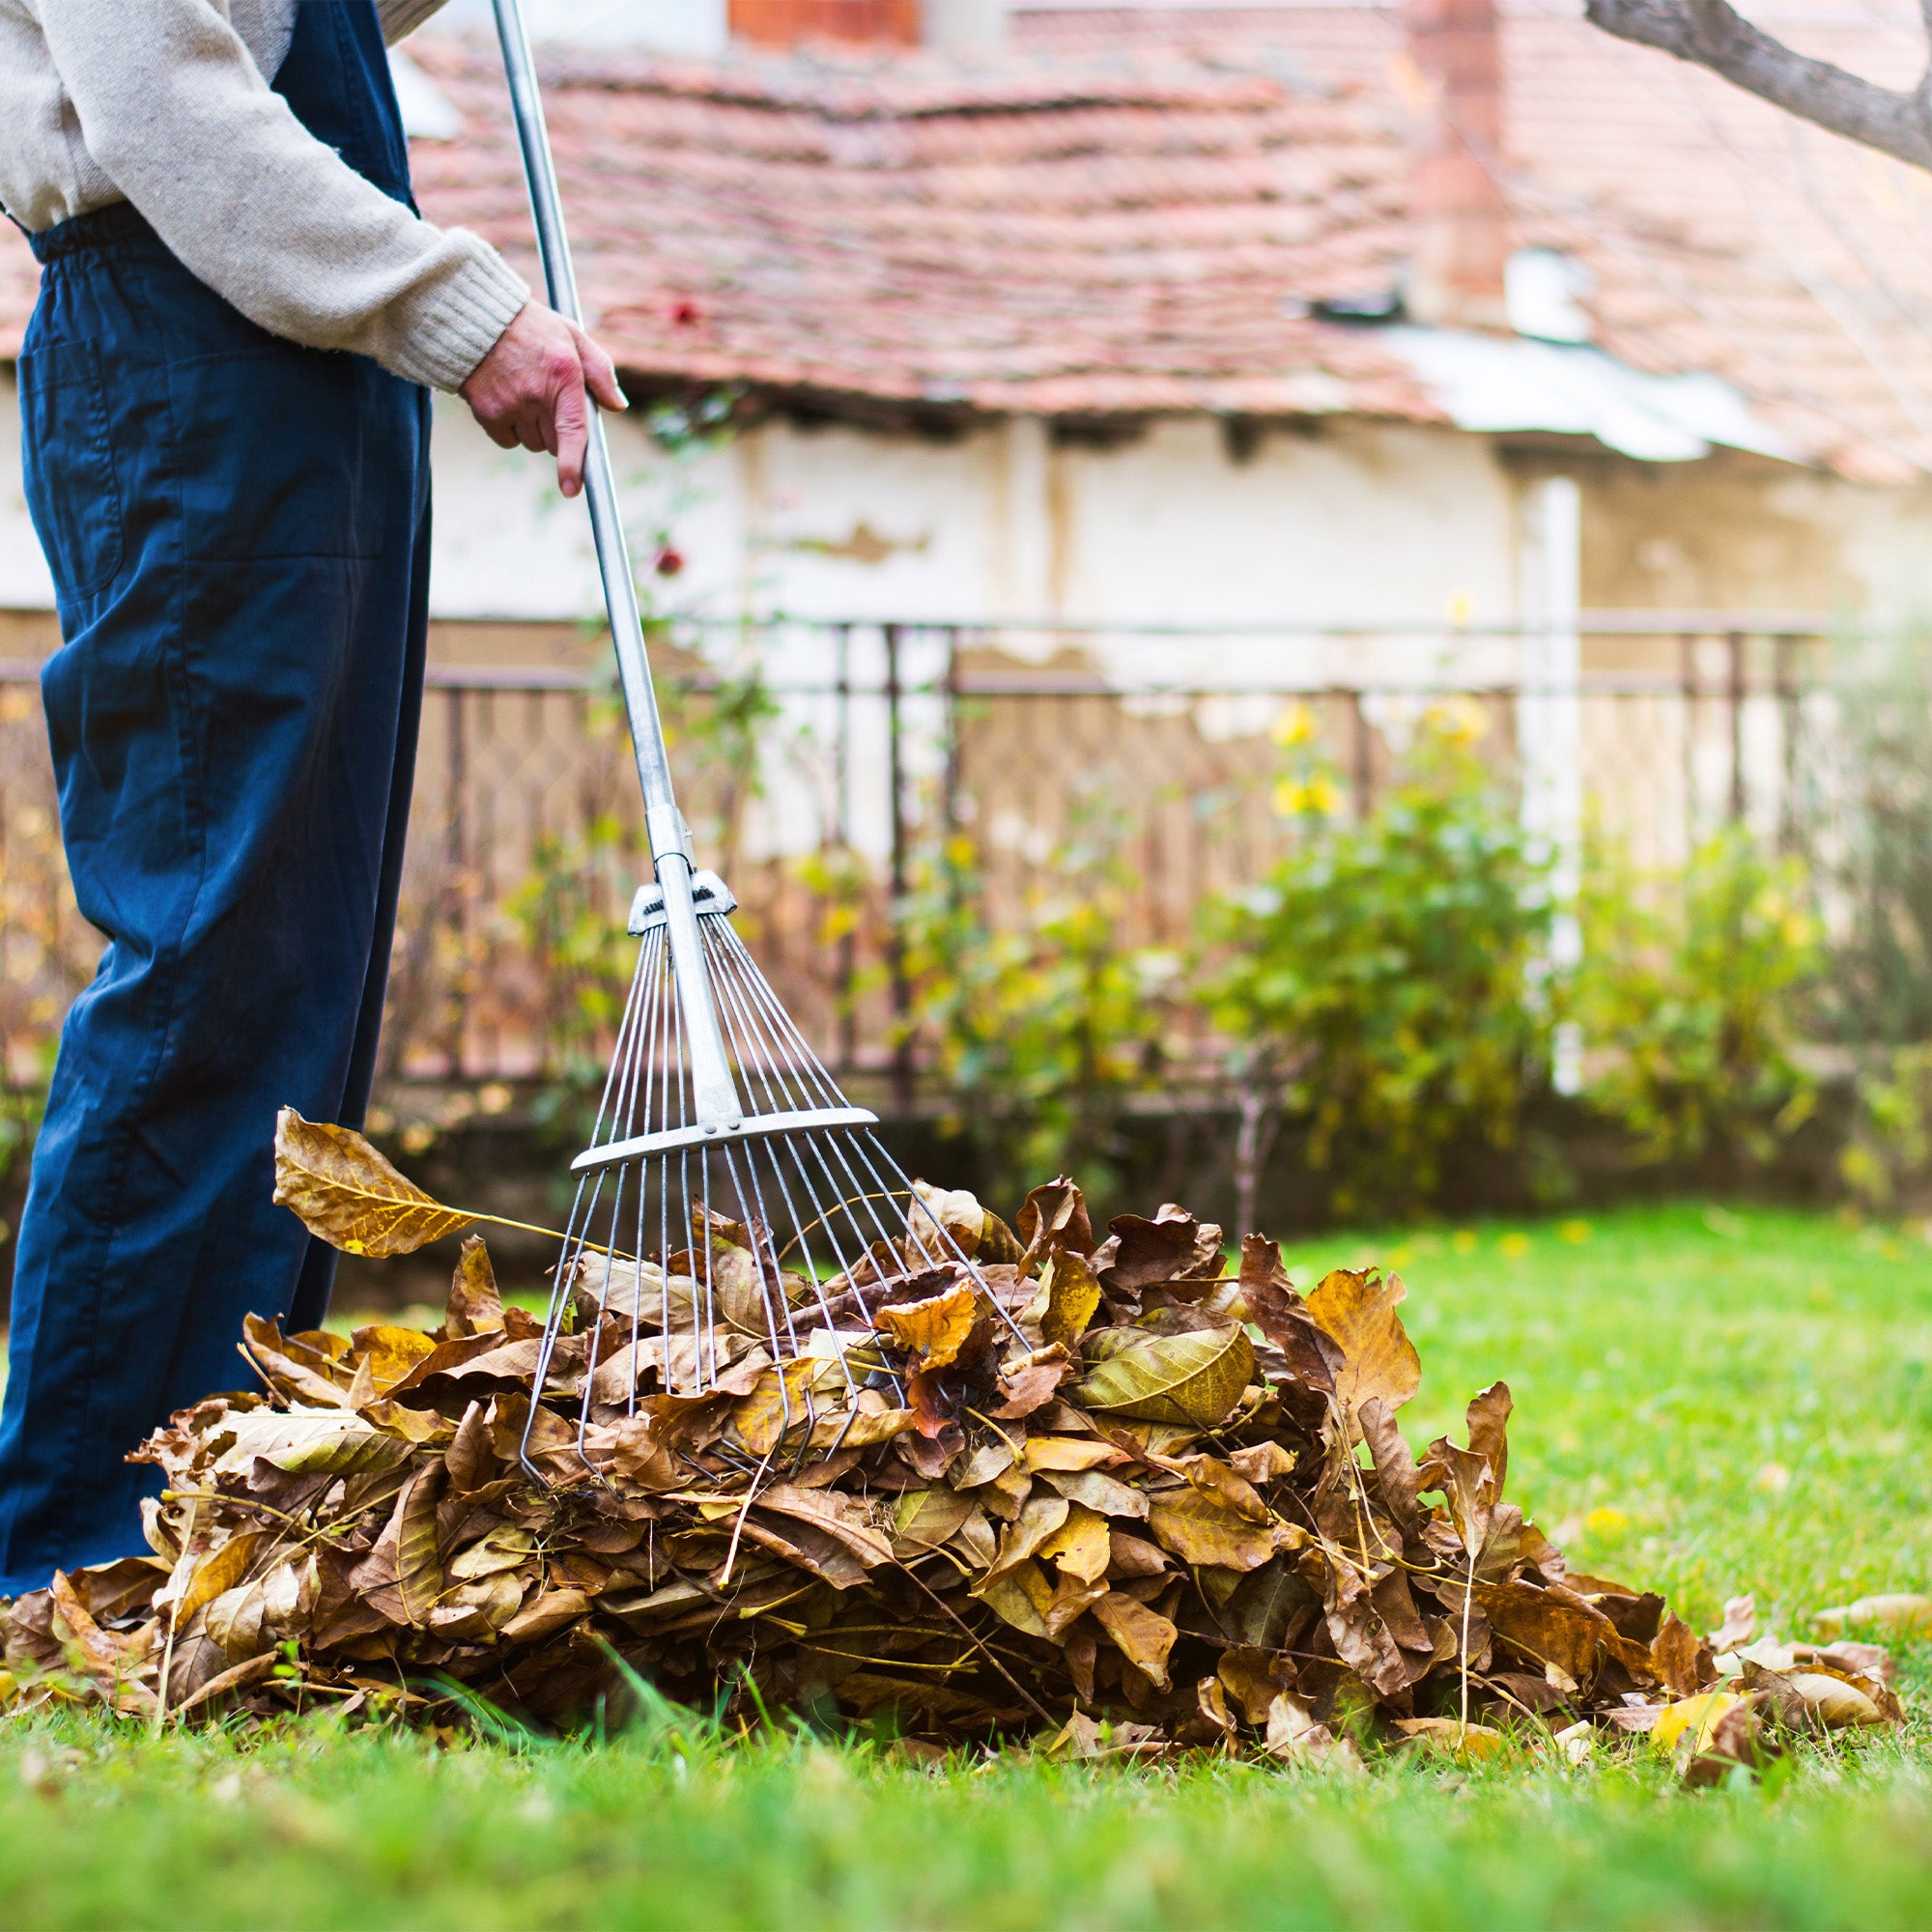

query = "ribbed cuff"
[390,237,530,392]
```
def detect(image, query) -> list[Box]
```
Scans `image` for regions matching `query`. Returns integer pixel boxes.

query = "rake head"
[520,870,1019,1481]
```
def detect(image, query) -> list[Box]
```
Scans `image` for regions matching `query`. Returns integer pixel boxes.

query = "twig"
[1460,1542,1478,1738]
[897,1565,1057,1725]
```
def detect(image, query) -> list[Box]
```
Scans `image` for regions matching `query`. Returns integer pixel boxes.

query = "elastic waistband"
[27,202,162,264]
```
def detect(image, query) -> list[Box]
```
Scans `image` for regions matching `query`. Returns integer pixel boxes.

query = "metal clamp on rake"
[489,0,1026,1481]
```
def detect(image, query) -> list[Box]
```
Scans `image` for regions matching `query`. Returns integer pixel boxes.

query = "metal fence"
[0,613,1856,1095]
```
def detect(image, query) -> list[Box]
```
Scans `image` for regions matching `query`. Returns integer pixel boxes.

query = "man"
[0,0,624,1595]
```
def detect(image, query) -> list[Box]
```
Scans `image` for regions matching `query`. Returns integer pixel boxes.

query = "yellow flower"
[1425,696,1488,745]
[1271,701,1319,749]
[1272,775,1342,818]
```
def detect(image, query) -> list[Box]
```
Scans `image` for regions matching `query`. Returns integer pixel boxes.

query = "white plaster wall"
[11,377,1932,660]
[421,403,1522,640]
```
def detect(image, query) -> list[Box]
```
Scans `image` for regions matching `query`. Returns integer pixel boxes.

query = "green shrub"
[1571,825,1820,1171]
[898,799,1177,1209]
[1198,707,1552,1224]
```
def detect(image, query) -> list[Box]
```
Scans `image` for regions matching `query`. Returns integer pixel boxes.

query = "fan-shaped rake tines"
[519,871,1026,1483]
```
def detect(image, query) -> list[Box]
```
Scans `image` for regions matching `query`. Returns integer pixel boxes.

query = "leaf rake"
[488,0,1017,1479]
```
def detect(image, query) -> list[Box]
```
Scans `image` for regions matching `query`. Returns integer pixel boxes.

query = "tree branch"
[1585,0,1932,170]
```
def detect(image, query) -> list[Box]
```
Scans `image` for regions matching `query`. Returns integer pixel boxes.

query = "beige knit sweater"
[0,0,528,391]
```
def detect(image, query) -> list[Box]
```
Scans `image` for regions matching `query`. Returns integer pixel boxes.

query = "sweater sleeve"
[39,0,527,391]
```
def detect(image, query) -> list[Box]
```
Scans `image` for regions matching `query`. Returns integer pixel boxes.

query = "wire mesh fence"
[0,614,1850,1097]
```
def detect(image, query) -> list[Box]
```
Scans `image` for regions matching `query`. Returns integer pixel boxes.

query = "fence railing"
[0,613,1860,1094]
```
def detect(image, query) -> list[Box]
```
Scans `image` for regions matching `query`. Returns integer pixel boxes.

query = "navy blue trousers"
[0,205,430,1594]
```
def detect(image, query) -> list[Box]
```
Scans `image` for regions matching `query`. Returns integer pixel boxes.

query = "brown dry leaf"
[892,1487,977,1556]
[992,1354,1069,1419]
[1264,1692,1357,1773]
[1463,1381,1512,1499]
[1099,1207,1208,1295]
[1015,1178,1095,1274]
[211,1408,411,1481]
[48,1572,146,1696]
[446,1236,505,1337]
[1651,1611,1717,1698]
[874,1282,977,1369]
[163,1532,270,1631]
[1709,1594,1756,1652]
[1476,1579,1655,1692]
[503,1589,591,1645]
[1040,1465,1151,1520]
[1237,1235,1341,1393]
[1172,1456,1271,1524]
[910,1179,986,1257]
[240,1316,358,1409]
[1306,1267,1420,1426]
[1091,1590,1178,1691]
[271,1108,481,1258]
[1148,1488,1277,1572]
[1744,1660,1901,1731]
[1073,1325,1254,1428]
[753,1486,894,1569]
[976,1495,1072,1591]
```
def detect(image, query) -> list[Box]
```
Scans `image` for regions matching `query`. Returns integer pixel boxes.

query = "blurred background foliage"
[14,634,1932,1238]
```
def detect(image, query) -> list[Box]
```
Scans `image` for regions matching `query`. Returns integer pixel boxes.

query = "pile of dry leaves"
[0,1134,1908,1774]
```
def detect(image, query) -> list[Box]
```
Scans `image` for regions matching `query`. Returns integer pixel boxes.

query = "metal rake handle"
[489,0,742,1124]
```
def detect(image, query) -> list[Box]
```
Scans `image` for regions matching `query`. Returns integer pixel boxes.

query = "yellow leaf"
[974,1494,1071,1592]
[730,1358,829,1456]
[165,1532,269,1631]
[892,1487,977,1557]
[448,1527,537,1580]
[1072,1325,1254,1428]
[348,1324,438,1392]
[1306,1267,1420,1426]
[272,1108,478,1258]
[1019,1436,1120,1473]
[979,1559,1055,1637]
[1036,1503,1112,1585]
[1652,1691,1742,1754]
[1036,1250,1102,1349]
[874,1282,977,1369]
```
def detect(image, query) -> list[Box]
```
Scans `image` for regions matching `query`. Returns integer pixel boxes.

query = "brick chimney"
[1404,0,1511,330]
[730,0,920,45]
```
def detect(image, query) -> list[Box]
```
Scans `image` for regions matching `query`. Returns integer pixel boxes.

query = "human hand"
[459,301,626,497]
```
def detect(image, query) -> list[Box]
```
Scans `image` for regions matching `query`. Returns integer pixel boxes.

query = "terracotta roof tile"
[0,6,1927,474]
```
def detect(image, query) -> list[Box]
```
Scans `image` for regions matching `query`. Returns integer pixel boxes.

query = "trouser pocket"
[19,339,126,601]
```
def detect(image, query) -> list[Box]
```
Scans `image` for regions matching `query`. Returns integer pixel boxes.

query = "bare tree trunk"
[1233,1085,1283,1239]
[1586,0,1932,171]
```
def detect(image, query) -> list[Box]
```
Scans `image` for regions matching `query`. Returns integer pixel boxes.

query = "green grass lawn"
[5,1201,1932,1932]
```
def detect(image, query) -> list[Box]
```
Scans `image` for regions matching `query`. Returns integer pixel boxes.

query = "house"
[0,0,1927,1077]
